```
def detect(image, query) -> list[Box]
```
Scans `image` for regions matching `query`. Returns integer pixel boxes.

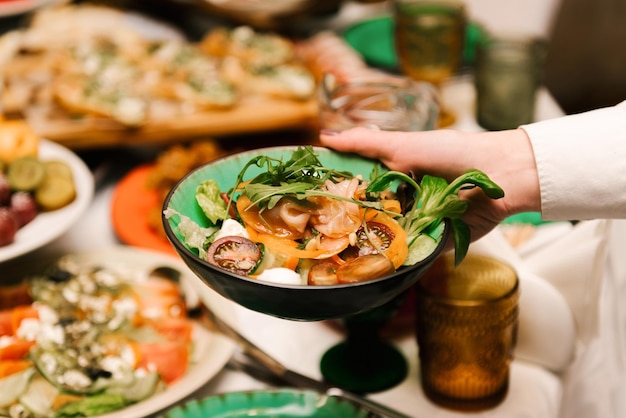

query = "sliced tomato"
[133,277,186,320]
[10,305,38,335]
[336,254,395,284]
[136,341,189,385]
[0,359,31,378]
[206,235,261,275]
[307,261,340,286]
[0,309,12,336]
[0,339,35,360]
[354,221,396,257]
[366,211,408,269]
[149,317,194,345]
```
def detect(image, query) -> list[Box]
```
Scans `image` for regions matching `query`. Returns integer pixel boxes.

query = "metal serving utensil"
[191,302,412,418]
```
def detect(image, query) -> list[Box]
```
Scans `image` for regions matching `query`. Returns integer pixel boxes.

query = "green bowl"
[160,389,379,418]
[163,146,448,321]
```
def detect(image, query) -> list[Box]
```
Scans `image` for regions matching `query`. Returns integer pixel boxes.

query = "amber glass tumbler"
[415,253,519,411]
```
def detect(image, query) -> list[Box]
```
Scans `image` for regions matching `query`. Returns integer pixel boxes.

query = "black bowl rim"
[162,145,450,291]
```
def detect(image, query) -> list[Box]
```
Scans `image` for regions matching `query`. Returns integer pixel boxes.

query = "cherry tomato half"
[206,236,261,275]
[355,221,395,256]
[336,254,395,284]
[307,261,340,286]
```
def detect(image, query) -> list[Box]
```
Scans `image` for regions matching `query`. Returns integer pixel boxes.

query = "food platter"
[111,164,177,255]
[1,4,320,150]
[0,139,94,263]
[34,97,319,150]
[8,246,237,418]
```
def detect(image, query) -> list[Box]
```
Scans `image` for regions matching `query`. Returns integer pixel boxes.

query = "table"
[0,76,565,418]
[1,3,568,417]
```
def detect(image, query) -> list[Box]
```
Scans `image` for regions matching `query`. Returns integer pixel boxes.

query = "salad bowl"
[162,146,450,321]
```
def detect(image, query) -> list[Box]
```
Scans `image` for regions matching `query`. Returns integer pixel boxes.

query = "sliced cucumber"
[43,160,74,181]
[404,233,439,266]
[105,371,160,403]
[0,367,36,408]
[35,176,76,211]
[7,157,45,191]
[18,374,59,417]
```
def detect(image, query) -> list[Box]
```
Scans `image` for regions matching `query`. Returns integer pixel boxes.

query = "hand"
[320,127,541,245]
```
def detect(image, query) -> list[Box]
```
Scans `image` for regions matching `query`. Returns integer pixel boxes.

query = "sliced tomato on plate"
[0,339,35,360]
[0,305,38,336]
[149,317,194,345]
[0,359,31,379]
[136,340,189,385]
[0,309,12,336]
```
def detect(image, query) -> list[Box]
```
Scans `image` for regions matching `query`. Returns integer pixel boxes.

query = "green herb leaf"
[368,169,504,266]
[232,146,356,210]
[195,180,229,224]
[244,181,317,209]
[54,393,128,417]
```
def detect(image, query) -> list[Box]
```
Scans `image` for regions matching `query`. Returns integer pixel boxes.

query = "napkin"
[468,229,577,374]
[519,219,610,343]
[557,219,626,418]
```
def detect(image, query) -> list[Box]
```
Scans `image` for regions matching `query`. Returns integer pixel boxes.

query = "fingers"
[320,127,421,172]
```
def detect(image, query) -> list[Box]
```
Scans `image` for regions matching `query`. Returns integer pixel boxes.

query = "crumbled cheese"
[101,355,132,379]
[0,335,16,348]
[16,318,40,342]
[60,369,92,389]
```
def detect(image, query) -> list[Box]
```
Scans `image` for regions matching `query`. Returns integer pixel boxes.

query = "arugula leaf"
[244,181,317,209]
[233,146,356,210]
[367,169,504,266]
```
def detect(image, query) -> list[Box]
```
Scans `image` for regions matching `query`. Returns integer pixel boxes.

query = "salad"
[165,146,504,286]
[0,256,197,418]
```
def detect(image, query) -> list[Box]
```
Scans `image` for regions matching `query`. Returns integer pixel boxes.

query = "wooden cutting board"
[26,97,320,150]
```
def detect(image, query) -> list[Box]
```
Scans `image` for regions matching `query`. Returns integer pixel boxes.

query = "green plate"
[343,15,484,69]
[501,212,550,226]
[160,389,376,417]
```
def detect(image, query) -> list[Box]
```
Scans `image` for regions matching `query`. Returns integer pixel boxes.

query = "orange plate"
[111,164,177,255]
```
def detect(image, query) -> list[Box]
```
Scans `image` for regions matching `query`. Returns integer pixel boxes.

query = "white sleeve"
[520,101,626,221]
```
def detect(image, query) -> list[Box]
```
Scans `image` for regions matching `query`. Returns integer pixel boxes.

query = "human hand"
[320,127,541,246]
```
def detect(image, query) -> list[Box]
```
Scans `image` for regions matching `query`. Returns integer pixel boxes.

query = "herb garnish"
[367,169,504,266]
[229,146,378,211]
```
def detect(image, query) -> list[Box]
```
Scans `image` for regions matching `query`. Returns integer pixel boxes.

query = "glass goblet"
[392,0,468,127]
[319,290,410,394]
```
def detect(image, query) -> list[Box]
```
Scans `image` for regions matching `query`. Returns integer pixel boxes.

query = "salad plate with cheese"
[0,246,236,418]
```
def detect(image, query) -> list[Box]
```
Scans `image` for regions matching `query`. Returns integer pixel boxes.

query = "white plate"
[0,0,62,18]
[0,139,94,263]
[53,246,237,418]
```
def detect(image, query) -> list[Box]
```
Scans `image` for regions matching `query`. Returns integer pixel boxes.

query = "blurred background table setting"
[1,0,625,417]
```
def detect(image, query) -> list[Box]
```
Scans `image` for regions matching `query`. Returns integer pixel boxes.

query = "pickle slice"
[35,176,76,211]
[7,156,45,191]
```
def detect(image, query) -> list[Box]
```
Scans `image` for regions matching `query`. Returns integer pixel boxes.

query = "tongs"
[192,303,412,418]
